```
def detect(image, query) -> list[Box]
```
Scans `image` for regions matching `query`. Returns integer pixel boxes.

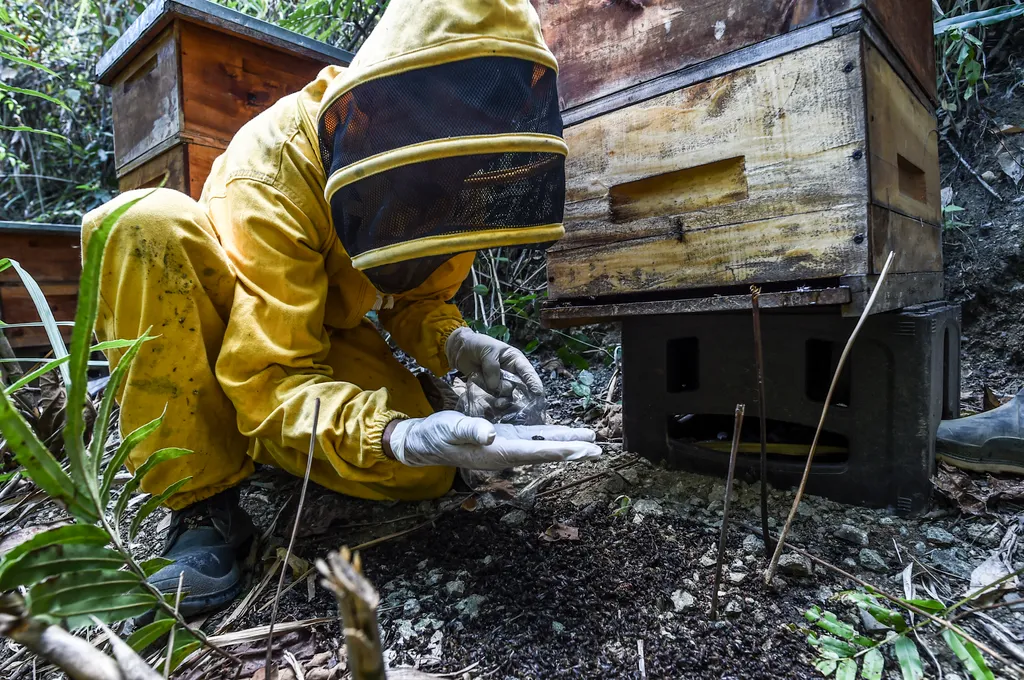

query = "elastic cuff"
[366,409,409,464]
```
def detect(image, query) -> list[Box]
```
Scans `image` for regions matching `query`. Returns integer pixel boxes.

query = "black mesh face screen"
[319,58,561,175]
[318,56,566,287]
[332,151,564,264]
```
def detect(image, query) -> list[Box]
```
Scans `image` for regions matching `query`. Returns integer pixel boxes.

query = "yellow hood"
[316,0,566,290]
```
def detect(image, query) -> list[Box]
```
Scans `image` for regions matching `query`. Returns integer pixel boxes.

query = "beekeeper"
[82,0,599,615]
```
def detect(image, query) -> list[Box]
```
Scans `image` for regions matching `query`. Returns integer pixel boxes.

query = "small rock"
[982,170,998,182]
[425,569,444,586]
[778,553,813,578]
[455,594,487,618]
[633,499,664,516]
[500,509,527,526]
[877,516,895,526]
[397,619,416,641]
[859,548,888,573]
[727,572,747,584]
[730,558,746,572]
[445,580,466,596]
[403,598,421,617]
[925,526,956,547]
[671,590,695,611]
[253,668,296,680]
[724,600,742,616]
[619,468,640,485]
[603,474,627,495]
[967,522,1003,548]
[699,551,717,568]
[632,512,645,525]
[768,517,778,529]
[796,504,814,518]
[929,547,973,579]
[305,670,331,680]
[742,534,765,554]
[552,621,566,634]
[842,557,858,570]
[914,541,927,553]
[834,524,869,547]
[414,617,443,632]
[709,483,738,504]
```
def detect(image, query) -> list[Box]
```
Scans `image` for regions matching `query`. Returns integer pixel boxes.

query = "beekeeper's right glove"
[384,411,601,470]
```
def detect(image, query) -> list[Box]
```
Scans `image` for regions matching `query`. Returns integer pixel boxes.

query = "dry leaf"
[933,463,1024,515]
[541,522,580,542]
[0,521,69,559]
[983,385,1008,411]
[997,148,1024,184]
[998,124,1024,135]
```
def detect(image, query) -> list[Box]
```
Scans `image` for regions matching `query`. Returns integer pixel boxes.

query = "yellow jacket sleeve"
[377,252,474,377]
[211,176,405,471]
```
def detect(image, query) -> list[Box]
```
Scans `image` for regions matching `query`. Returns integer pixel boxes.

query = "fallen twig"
[265,398,320,677]
[711,404,744,621]
[765,251,896,583]
[944,135,1002,200]
[318,548,386,680]
[535,459,639,500]
[750,286,772,558]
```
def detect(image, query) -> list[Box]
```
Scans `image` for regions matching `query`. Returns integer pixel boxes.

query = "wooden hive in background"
[537,2,942,326]
[96,0,352,199]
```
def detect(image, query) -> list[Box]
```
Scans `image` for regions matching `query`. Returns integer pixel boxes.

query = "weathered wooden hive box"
[535,0,941,325]
[96,0,352,198]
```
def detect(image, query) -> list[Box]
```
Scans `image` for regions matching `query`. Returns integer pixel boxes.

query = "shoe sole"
[937,436,1024,476]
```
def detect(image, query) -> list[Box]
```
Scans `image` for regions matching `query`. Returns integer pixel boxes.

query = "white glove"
[446,327,544,396]
[388,411,601,470]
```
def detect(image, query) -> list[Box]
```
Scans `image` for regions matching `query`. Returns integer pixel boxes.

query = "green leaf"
[4,338,138,396]
[0,50,58,76]
[28,569,142,616]
[804,607,874,647]
[0,259,70,385]
[0,27,29,47]
[65,191,154,499]
[836,659,857,680]
[942,630,995,680]
[0,124,66,141]
[90,332,153,480]
[934,5,1024,33]
[571,382,591,398]
[114,447,191,522]
[578,370,595,386]
[101,410,165,505]
[169,639,201,672]
[0,82,70,111]
[815,659,837,676]
[140,557,173,577]
[43,591,159,631]
[486,325,509,342]
[556,346,588,371]
[903,598,945,613]
[808,633,858,659]
[472,284,489,295]
[894,636,924,680]
[0,544,125,590]
[0,524,107,580]
[842,592,907,632]
[524,339,540,355]
[129,476,193,539]
[861,648,884,680]
[0,391,94,522]
[126,618,175,653]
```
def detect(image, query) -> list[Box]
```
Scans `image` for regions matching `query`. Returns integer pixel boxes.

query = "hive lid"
[96,0,353,85]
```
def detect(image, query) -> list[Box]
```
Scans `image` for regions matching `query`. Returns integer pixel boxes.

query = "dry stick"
[944,136,1002,201]
[535,459,639,500]
[264,398,321,678]
[750,286,772,558]
[710,404,745,620]
[764,251,896,583]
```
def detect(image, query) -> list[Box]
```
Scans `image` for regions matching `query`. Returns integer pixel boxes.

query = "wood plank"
[179,21,323,146]
[532,0,934,113]
[841,272,944,316]
[868,205,941,275]
[863,0,936,102]
[186,142,226,199]
[541,286,852,328]
[548,35,870,298]
[0,233,81,284]
[548,204,868,298]
[118,143,188,195]
[111,24,181,171]
[864,41,941,224]
[0,284,77,349]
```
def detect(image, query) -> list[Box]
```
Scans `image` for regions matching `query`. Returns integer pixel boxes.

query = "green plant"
[943,202,970,229]
[801,590,995,680]
[0,194,217,674]
[569,369,595,409]
[611,494,632,517]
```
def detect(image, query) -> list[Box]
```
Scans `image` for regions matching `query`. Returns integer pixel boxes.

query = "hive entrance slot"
[667,413,850,465]
[609,156,748,223]
[897,154,927,203]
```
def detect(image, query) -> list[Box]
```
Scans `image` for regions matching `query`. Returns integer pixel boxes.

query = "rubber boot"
[147,487,256,617]
[937,387,1024,475]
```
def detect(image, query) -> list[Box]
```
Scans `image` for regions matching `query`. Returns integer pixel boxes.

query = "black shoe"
[147,487,256,617]
[937,387,1024,475]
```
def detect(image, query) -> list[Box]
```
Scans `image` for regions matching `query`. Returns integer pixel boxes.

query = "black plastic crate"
[621,302,961,514]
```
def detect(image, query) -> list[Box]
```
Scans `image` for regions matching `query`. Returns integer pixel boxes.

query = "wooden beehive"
[0,223,81,349]
[541,6,941,326]
[96,0,352,198]
[532,0,936,120]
